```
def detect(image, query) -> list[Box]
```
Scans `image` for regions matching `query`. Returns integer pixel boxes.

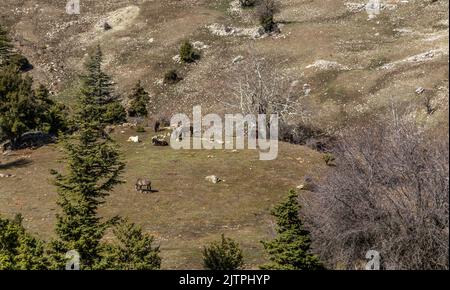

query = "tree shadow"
[0,158,32,170]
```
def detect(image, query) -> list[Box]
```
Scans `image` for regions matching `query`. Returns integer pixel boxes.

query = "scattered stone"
[127,136,140,143]
[172,54,181,63]
[152,135,169,146]
[232,55,244,64]
[205,175,221,184]
[0,173,15,178]
[306,60,350,71]
[192,41,209,50]
[415,87,425,94]
[303,83,311,96]
[207,23,266,39]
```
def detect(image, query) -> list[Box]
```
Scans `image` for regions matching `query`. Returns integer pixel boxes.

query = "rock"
[303,83,311,96]
[192,41,209,50]
[205,175,221,184]
[415,87,425,94]
[127,136,140,143]
[152,135,169,146]
[172,55,181,63]
[306,60,350,71]
[2,131,55,150]
[232,55,244,64]
[0,173,15,178]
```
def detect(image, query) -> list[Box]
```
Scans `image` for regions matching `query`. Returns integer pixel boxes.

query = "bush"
[257,0,280,32]
[128,81,150,118]
[164,69,182,84]
[104,101,127,125]
[179,41,198,63]
[323,153,335,166]
[136,126,145,133]
[203,234,244,270]
[305,119,449,269]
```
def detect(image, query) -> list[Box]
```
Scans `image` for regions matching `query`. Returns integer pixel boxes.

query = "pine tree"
[0,69,68,146]
[203,234,244,270]
[80,46,126,125]
[0,214,50,270]
[0,67,36,145]
[127,81,150,118]
[101,218,161,270]
[51,56,125,268]
[260,190,323,270]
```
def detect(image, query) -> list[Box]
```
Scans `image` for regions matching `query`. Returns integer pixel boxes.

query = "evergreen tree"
[260,190,323,270]
[203,234,244,270]
[0,214,49,270]
[51,62,125,268]
[102,218,161,270]
[127,81,150,118]
[0,69,68,146]
[80,46,126,125]
[0,67,36,144]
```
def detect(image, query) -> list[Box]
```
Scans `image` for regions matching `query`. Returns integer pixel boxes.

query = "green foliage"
[163,69,182,84]
[260,190,323,270]
[128,81,150,118]
[79,46,126,125]
[0,69,66,145]
[52,62,126,267]
[179,41,198,63]
[257,0,279,32]
[0,215,50,270]
[203,234,244,270]
[101,219,161,270]
[136,126,146,133]
[323,153,335,166]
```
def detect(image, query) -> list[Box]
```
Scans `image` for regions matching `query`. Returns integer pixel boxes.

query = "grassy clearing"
[0,128,325,269]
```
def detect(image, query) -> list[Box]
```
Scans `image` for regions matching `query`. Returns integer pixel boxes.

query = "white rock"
[232,55,244,64]
[205,175,221,184]
[127,136,140,143]
[415,87,425,94]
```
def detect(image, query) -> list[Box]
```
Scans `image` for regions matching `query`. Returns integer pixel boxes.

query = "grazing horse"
[135,178,152,193]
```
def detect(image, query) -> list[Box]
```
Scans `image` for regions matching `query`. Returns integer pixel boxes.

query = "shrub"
[203,234,244,270]
[257,0,280,32]
[179,41,198,63]
[164,69,182,84]
[104,101,127,125]
[305,119,449,269]
[136,126,145,133]
[323,153,335,166]
[128,81,150,118]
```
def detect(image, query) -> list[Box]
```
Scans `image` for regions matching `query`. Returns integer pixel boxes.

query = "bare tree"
[257,0,280,32]
[222,55,308,133]
[301,117,449,269]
